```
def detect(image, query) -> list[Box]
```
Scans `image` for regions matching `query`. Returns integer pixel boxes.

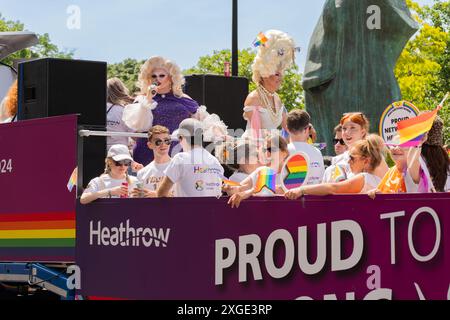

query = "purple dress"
[133,93,199,166]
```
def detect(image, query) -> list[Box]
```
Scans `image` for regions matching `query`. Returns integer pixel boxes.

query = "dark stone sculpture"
[302,0,419,154]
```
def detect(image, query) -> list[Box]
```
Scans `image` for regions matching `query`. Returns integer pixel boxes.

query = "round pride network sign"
[379,101,419,144]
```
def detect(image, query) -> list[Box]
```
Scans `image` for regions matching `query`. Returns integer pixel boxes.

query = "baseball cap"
[171,118,204,143]
[107,144,133,162]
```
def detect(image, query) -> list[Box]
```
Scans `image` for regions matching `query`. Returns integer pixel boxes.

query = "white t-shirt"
[288,142,325,185]
[331,152,347,166]
[359,173,382,194]
[84,174,138,198]
[164,147,224,197]
[228,171,249,184]
[106,103,134,150]
[323,151,353,183]
[137,160,171,191]
[445,174,450,192]
[404,169,419,193]
[417,156,436,193]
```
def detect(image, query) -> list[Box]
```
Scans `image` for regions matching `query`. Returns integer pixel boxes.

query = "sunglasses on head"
[333,138,345,146]
[151,74,167,79]
[154,138,171,147]
[113,160,131,167]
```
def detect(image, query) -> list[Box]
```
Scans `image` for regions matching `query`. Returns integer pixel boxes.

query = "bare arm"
[80,185,127,204]
[156,176,175,198]
[407,147,422,184]
[281,111,288,133]
[223,175,254,196]
[228,188,255,209]
[80,189,110,205]
[243,92,261,121]
[285,174,365,199]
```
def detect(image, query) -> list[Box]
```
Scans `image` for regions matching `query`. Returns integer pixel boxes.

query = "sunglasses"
[333,138,346,146]
[113,160,131,167]
[151,74,167,79]
[154,138,171,147]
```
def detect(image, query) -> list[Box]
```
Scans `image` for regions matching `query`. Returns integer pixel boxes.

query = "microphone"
[149,82,158,97]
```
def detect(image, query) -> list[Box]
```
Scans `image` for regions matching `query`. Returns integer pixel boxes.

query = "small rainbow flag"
[283,154,308,190]
[395,93,448,147]
[221,176,241,187]
[67,167,77,192]
[397,108,440,147]
[253,32,268,47]
[255,167,277,194]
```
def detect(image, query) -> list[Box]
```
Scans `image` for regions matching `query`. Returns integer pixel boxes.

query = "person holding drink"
[132,125,174,198]
[80,145,138,204]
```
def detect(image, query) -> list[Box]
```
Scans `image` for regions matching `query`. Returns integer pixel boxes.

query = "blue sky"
[0,0,437,70]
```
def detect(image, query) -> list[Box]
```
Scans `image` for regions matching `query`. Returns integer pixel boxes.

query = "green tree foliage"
[0,14,74,66]
[184,48,304,111]
[107,58,145,95]
[396,0,449,144]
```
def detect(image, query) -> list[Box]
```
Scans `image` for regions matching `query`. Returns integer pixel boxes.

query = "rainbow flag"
[396,107,441,147]
[67,167,77,192]
[253,32,268,47]
[255,167,277,194]
[283,154,308,190]
[222,178,241,187]
[0,212,76,249]
[395,93,448,147]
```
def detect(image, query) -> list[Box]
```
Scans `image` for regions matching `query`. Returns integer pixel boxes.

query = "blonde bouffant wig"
[251,30,296,84]
[138,56,185,98]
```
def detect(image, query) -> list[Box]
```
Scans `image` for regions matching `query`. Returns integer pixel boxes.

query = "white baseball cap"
[107,144,133,162]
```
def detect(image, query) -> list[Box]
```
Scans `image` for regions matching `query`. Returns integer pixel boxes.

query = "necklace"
[257,85,281,124]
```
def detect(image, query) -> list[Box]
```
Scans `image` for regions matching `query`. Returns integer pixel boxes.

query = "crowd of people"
[0,29,448,206]
[80,29,449,205]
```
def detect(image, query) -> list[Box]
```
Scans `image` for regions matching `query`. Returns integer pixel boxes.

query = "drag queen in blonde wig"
[243,30,297,141]
[123,56,200,165]
[123,56,228,165]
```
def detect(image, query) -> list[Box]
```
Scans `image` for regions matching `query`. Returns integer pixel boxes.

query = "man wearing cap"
[157,118,224,198]
[80,144,138,204]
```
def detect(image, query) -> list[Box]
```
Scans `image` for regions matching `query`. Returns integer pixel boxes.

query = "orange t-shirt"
[377,166,406,194]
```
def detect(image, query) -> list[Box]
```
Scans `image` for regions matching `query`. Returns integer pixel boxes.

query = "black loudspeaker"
[77,124,106,190]
[184,75,249,131]
[17,58,106,125]
[17,58,107,187]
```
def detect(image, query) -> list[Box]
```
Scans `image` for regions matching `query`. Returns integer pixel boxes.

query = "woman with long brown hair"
[106,77,135,150]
